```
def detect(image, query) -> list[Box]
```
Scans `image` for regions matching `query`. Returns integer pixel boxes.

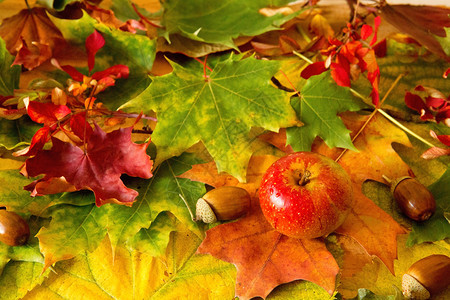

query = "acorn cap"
[402,254,450,299]
[195,198,217,223]
[387,176,413,194]
[402,273,430,300]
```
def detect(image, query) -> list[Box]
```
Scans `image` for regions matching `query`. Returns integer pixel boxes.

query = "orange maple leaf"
[0,7,65,69]
[197,209,339,299]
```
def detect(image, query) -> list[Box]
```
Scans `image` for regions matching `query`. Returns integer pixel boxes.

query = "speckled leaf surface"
[128,212,178,257]
[0,261,49,300]
[120,54,298,181]
[36,203,107,269]
[23,229,236,300]
[0,216,46,275]
[27,154,205,269]
[407,169,450,246]
[0,170,96,215]
[0,118,40,151]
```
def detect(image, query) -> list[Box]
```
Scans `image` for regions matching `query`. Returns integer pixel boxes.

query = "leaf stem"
[293,51,314,64]
[335,74,417,162]
[350,88,368,102]
[379,73,405,107]
[179,194,196,222]
[377,108,435,148]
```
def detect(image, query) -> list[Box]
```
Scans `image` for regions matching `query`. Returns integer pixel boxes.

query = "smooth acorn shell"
[392,177,436,222]
[402,254,450,299]
[198,186,251,222]
[0,210,30,246]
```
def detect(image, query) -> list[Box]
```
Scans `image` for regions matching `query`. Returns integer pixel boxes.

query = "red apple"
[259,152,353,239]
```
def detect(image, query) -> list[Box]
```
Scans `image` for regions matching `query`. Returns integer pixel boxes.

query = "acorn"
[402,254,450,299]
[180,186,251,223]
[0,210,30,246]
[382,175,436,222]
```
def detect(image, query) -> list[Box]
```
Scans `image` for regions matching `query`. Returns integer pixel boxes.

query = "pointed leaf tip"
[86,30,105,72]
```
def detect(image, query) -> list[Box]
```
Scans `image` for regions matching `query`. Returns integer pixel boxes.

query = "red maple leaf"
[14,99,72,157]
[23,124,153,206]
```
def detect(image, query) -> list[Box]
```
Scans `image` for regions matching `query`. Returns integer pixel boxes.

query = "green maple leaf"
[21,228,236,299]
[29,154,205,267]
[0,118,41,156]
[0,170,94,216]
[120,54,298,181]
[36,203,107,269]
[286,72,366,151]
[128,212,178,257]
[0,37,20,96]
[103,154,206,252]
[388,136,450,246]
[161,0,299,48]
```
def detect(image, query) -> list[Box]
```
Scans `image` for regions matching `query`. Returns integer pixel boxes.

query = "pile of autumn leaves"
[0,4,388,207]
[5,28,152,206]
[0,1,449,299]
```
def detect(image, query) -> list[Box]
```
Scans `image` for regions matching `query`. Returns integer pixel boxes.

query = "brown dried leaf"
[380,4,450,61]
[0,8,65,69]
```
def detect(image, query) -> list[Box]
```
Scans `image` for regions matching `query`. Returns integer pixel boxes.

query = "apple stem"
[298,170,311,186]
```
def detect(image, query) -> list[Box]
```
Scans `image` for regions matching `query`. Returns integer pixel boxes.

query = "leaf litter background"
[0,0,449,299]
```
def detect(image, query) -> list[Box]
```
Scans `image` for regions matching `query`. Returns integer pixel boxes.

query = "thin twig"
[336,73,405,162]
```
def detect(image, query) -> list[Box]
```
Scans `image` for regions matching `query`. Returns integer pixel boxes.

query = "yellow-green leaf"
[24,229,236,299]
[120,53,298,181]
